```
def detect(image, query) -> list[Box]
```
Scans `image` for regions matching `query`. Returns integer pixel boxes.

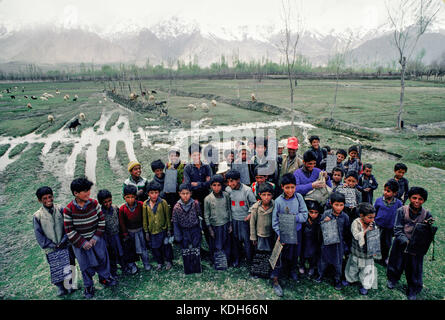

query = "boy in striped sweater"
[63,177,116,299]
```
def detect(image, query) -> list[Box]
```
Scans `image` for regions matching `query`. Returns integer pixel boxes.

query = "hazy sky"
[1,0,444,36]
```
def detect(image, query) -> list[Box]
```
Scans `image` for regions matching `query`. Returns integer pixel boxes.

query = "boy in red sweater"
[63,177,116,299]
[119,185,152,272]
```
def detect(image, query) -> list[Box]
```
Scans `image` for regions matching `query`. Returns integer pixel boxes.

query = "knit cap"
[128,160,141,172]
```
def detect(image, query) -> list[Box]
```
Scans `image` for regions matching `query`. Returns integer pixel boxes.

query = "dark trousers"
[209,223,231,263]
[380,227,394,262]
[193,190,211,253]
[152,243,174,265]
[81,262,111,288]
[318,259,343,282]
[271,243,299,278]
[344,207,357,250]
[387,240,424,295]
[231,220,253,264]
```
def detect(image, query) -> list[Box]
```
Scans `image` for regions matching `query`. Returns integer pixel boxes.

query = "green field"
[0,79,444,300]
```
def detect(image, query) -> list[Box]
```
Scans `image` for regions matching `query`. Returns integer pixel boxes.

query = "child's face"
[154,168,164,178]
[361,213,375,225]
[349,151,358,159]
[74,190,90,202]
[39,194,54,208]
[226,153,234,163]
[148,190,160,202]
[227,178,240,190]
[259,191,273,205]
[211,182,222,194]
[311,139,320,149]
[169,153,179,164]
[124,194,136,207]
[394,169,406,179]
[332,171,343,183]
[248,141,255,150]
[282,183,296,198]
[308,209,319,221]
[255,175,266,184]
[191,151,201,164]
[409,194,425,210]
[332,201,345,215]
[304,160,316,172]
[179,189,191,203]
[337,153,345,162]
[344,176,358,188]
[288,148,297,158]
[256,145,266,157]
[364,167,372,176]
[102,197,112,209]
[131,165,142,178]
[277,147,284,155]
[241,150,247,161]
[383,186,395,200]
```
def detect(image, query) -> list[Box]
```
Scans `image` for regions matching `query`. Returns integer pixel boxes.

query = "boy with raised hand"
[345,203,379,295]
[393,163,409,204]
[357,164,379,204]
[64,177,116,299]
[316,192,350,291]
[226,169,257,267]
[374,179,403,266]
[271,173,308,297]
[123,160,148,202]
[308,135,327,170]
[119,185,151,273]
[294,150,332,197]
[387,187,434,300]
[143,181,174,271]
[33,186,76,297]
[204,175,232,267]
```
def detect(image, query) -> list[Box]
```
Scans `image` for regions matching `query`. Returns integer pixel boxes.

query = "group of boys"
[33,135,435,300]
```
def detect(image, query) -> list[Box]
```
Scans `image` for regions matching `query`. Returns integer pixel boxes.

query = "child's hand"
[89,238,97,247]
[191,182,198,187]
[145,233,150,242]
[324,217,331,222]
[228,225,233,233]
[82,241,92,250]
[364,188,371,192]
[244,214,251,221]
[208,227,215,238]
[278,236,285,246]
[252,240,257,247]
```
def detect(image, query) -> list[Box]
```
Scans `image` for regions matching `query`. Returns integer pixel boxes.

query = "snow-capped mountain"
[0,17,444,70]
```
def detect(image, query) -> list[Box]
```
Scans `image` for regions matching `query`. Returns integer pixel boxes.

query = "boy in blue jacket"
[271,173,308,297]
[357,164,378,204]
[374,179,403,266]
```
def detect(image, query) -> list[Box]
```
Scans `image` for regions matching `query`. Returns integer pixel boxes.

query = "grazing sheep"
[148,95,155,101]
[24,95,28,99]
[0,94,3,98]
[201,103,209,113]
[99,100,102,104]
[31,96,37,100]
[251,93,256,102]
[187,103,197,111]
[151,90,157,94]
[55,89,60,94]
[64,94,70,101]
[27,103,32,109]
[48,115,54,123]
[79,113,86,121]
[10,95,15,99]
[43,93,54,98]
[73,97,77,102]
[40,96,48,101]
[211,99,217,106]
[129,93,139,100]
[103,97,107,101]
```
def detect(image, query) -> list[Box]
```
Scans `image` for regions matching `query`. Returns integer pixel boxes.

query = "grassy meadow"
[0,78,444,300]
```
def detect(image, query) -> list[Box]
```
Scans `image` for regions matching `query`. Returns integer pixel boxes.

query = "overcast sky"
[1,0,445,36]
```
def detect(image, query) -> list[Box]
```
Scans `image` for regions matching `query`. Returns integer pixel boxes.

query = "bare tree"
[278,0,304,107]
[386,0,441,129]
[329,33,354,119]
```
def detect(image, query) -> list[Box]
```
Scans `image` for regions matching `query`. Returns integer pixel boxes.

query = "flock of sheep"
[0,86,86,129]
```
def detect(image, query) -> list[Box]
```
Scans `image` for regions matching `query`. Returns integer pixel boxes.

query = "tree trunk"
[331,69,340,119]
[397,57,407,129]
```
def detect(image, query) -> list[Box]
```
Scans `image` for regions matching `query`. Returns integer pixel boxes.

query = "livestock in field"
[151,90,157,94]
[24,95,28,99]
[68,119,81,132]
[251,93,256,102]
[79,113,86,121]
[56,89,60,94]
[64,94,70,100]
[31,96,37,100]
[211,99,217,106]
[201,103,209,112]
[27,103,32,109]
[40,96,48,101]
[48,115,54,123]
[10,95,15,99]
[149,95,155,101]
[130,93,139,100]
[187,103,197,111]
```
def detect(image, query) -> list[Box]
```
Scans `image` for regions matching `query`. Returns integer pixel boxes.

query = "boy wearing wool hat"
[123,161,148,202]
